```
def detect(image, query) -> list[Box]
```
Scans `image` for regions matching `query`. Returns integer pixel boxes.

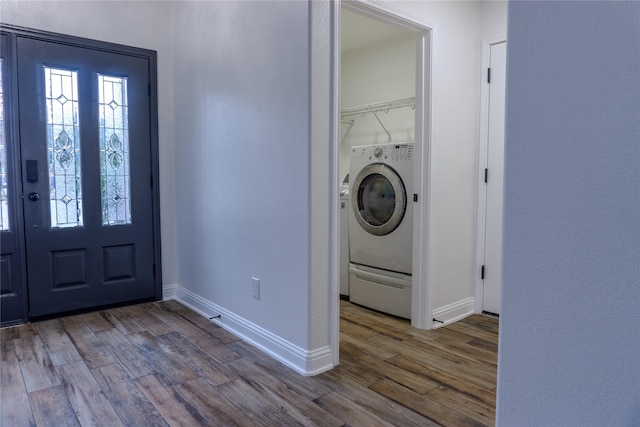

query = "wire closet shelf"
[340,97,416,142]
[340,97,415,118]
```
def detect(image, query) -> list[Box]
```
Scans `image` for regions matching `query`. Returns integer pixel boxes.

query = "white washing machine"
[348,142,414,319]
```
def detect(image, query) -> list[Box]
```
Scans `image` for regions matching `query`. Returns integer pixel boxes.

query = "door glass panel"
[0,60,8,231]
[45,66,83,228]
[99,74,130,225]
[357,173,396,226]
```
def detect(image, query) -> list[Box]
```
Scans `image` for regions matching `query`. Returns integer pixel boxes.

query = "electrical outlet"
[252,277,260,300]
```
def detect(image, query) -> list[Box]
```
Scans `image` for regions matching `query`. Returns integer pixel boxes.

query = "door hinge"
[413,194,418,202]
[487,68,491,84]
[153,264,156,278]
[148,82,151,97]
[484,168,488,183]
[150,174,153,188]
[481,265,485,280]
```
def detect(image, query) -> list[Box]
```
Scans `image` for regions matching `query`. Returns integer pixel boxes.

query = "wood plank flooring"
[0,300,498,426]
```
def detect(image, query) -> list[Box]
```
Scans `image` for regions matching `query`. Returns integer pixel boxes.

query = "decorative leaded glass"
[99,74,130,225]
[45,67,83,228]
[0,60,8,231]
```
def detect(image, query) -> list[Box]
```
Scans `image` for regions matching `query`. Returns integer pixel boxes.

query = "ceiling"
[341,9,414,53]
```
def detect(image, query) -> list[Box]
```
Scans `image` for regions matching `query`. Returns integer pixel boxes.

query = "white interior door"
[482,41,506,315]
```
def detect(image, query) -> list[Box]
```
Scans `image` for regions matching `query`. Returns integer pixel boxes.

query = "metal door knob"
[28,192,40,201]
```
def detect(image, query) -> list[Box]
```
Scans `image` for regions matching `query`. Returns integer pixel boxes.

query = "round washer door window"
[352,163,407,236]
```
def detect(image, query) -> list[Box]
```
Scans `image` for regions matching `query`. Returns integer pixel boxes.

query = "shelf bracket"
[372,111,392,142]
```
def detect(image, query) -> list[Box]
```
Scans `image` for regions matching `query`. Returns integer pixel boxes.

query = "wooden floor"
[0,300,498,427]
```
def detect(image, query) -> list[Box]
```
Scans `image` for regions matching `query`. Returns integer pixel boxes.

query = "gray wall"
[171,0,314,348]
[498,1,640,424]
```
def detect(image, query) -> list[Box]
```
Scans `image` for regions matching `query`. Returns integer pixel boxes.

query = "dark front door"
[6,33,159,319]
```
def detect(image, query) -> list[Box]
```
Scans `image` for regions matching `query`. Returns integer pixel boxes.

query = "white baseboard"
[431,297,475,329]
[163,285,334,376]
[162,283,177,300]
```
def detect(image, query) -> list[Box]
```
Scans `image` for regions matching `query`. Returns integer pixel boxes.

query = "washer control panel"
[352,143,414,162]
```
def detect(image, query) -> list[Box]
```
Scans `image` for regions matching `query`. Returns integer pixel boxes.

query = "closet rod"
[340,97,415,117]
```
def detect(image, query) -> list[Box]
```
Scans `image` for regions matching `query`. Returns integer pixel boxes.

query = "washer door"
[352,163,407,236]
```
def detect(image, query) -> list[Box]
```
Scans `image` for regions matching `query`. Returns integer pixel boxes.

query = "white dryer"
[348,143,414,319]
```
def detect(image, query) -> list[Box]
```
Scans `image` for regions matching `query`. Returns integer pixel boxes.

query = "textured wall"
[171,1,313,347]
[498,2,640,424]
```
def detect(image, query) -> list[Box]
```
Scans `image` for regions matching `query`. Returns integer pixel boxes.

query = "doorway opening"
[332,0,432,358]
[331,6,504,422]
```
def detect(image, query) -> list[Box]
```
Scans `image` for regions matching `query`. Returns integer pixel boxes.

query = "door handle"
[28,192,40,201]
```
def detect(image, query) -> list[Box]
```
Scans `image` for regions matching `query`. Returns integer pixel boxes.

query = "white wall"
[171,0,315,348]
[480,1,507,39]
[0,0,178,288]
[340,33,416,183]
[498,1,640,424]
[378,1,485,311]
[341,35,416,106]
[168,1,333,370]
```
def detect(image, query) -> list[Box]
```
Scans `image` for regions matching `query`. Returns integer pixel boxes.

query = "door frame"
[0,30,29,325]
[331,0,433,362]
[474,34,507,314]
[0,25,162,323]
